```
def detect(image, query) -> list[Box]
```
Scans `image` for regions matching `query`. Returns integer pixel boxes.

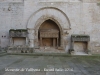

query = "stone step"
[72,51,91,55]
[34,50,65,53]
[0,52,7,56]
[7,53,70,56]
[35,47,65,53]
[7,53,92,57]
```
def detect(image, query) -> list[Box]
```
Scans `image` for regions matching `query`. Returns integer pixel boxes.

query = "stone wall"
[0,0,100,54]
[0,0,24,47]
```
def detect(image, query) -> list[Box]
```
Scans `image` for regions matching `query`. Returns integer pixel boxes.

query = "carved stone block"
[40,29,59,38]
[9,29,27,37]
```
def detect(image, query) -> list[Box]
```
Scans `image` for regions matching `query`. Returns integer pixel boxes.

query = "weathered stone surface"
[0,0,100,54]
[0,55,100,75]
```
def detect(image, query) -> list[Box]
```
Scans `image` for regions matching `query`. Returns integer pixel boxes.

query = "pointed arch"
[27,7,71,29]
[27,7,71,48]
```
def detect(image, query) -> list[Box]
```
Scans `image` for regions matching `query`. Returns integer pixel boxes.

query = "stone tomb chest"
[8,29,34,53]
[9,29,27,46]
[39,29,59,47]
[70,34,90,54]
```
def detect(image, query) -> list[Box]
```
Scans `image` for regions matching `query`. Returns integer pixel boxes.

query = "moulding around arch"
[27,7,71,29]
[34,15,63,34]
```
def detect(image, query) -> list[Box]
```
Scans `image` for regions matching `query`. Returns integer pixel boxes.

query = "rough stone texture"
[0,0,100,54]
[0,55,100,75]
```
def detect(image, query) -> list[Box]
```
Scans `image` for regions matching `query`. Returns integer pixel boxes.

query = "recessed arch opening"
[38,19,61,48]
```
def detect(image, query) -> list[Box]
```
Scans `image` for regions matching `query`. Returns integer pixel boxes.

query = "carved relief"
[40,30,59,38]
[9,29,27,37]
[16,31,21,37]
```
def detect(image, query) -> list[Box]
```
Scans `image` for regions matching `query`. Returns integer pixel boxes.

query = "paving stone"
[65,72,75,75]
[3,72,17,75]
[46,72,56,75]
[0,55,100,75]
[56,71,66,75]
[35,72,46,75]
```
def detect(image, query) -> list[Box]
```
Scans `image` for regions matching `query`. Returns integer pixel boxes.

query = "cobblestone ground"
[0,55,100,75]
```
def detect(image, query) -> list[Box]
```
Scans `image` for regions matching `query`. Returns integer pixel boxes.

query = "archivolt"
[27,7,71,29]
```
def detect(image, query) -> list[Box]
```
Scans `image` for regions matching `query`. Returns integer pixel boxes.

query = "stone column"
[87,41,91,54]
[57,38,58,47]
[53,38,56,47]
[25,38,28,46]
[60,35,64,48]
[29,39,34,47]
[10,38,13,46]
[28,29,34,47]
[34,30,39,48]
[40,37,42,46]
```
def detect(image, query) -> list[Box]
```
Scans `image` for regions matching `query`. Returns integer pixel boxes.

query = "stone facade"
[0,0,100,54]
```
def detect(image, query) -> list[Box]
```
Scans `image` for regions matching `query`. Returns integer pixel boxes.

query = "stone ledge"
[0,52,7,56]
[7,53,93,57]
[7,46,34,53]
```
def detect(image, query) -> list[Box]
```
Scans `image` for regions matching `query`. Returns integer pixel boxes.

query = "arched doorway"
[38,19,60,48]
[27,7,71,49]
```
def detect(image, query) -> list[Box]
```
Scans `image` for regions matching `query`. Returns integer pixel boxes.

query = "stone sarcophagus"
[8,29,31,53]
[69,34,90,54]
[39,29,59,47]
[9,29,28,47]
